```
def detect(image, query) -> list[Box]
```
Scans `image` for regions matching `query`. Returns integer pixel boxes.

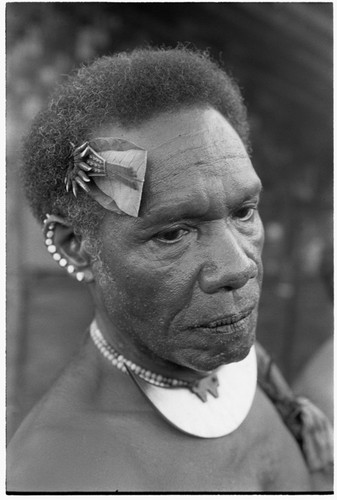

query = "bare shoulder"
[6,347,160,492]
[7,392,138,491]
[248,386,312,491]
[7,398,132,492]
[7,415,81,492]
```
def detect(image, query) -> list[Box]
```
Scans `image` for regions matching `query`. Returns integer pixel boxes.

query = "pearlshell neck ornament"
[65,137,147,217]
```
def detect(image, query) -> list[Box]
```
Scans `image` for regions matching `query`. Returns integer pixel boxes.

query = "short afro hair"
[22,46,250,236]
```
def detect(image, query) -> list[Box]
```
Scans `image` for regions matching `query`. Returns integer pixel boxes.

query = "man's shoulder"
[6,370,136,492]
[6,349,159,492]
[7,399,134,492]
[7,418,71,491]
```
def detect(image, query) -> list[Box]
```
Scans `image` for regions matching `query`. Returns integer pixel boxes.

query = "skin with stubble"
[7,107,312,492]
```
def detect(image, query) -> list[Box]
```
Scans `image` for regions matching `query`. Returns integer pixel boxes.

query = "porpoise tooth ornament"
[65,137,147,217]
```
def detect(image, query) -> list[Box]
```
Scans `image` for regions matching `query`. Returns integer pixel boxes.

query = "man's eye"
[234,206,256,221]
[155,227,188,243]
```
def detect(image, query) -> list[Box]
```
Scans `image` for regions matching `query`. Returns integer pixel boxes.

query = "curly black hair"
[22,46,250,236]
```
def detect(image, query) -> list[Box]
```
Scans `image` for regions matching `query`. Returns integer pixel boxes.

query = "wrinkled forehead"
[148,124,248,178]
[146,108,252,191]
[96,107,249,176]
[95,107,246,155]
[92,107,256,215]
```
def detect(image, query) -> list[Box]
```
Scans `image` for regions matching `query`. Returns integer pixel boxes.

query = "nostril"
[224,272,251,291]
[199,260,257,294]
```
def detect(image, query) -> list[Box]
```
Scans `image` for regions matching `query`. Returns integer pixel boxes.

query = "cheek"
[96,244,198,325]
[125,262,197,324]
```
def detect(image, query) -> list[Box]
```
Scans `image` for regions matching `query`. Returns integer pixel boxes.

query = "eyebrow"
[140,180,263,227]
[140,199,210,227]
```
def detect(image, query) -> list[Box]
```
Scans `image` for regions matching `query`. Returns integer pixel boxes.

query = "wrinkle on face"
[146,133,248,188]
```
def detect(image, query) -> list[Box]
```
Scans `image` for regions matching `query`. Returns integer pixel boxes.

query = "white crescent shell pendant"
[127,345,257,438]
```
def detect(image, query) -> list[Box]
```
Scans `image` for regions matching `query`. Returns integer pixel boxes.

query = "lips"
[188,308,254,335]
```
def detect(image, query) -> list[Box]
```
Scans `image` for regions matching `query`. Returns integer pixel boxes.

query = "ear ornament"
[42,214,93,283]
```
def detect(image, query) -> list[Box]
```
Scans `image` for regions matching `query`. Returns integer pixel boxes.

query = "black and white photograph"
[6,2,333,493]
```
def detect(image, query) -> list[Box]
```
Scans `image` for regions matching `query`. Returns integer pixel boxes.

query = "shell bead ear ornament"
[42,214,93,283]
[74,269,94,283]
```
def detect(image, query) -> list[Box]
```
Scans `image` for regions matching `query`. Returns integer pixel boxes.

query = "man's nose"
[198,225,257,294]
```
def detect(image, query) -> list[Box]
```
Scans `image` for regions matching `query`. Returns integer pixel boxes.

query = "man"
[7,48,332,492]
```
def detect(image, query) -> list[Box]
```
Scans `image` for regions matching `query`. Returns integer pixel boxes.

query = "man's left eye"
[234,206,256,221]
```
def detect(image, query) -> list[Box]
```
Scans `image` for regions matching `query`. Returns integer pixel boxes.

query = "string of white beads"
[43,217,85,282]
[90,320,189,389]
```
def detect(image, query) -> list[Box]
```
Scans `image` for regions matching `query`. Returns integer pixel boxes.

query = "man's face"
[92,107,264,373]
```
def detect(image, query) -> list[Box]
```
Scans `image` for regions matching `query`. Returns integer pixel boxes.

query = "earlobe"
[43,214,94,282]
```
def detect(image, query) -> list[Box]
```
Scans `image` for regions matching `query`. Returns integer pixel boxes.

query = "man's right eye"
[154,227,189,244]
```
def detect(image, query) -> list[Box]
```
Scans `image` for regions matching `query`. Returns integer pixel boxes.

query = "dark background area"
[7,2,333,441]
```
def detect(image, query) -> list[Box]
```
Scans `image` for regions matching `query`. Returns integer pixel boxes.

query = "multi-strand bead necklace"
[90,320,190,389]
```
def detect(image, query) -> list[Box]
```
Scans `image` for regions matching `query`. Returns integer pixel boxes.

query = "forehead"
[95,107,261,217]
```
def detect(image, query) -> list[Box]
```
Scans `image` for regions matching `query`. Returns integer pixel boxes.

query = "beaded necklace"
[90,320,189,389]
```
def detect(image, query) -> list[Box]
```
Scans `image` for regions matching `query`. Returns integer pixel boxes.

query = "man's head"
[23,47,263,374]
[22,47,250,237]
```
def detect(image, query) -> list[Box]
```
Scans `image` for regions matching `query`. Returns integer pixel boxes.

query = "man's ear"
[43,214,94,282]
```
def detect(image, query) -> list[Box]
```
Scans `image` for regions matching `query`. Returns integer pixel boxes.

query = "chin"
[186,333,255,373]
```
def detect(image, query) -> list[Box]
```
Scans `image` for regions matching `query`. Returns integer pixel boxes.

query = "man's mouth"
[188,309,254,334]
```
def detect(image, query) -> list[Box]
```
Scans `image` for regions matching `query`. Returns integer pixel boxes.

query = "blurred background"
[7,2,333,441]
